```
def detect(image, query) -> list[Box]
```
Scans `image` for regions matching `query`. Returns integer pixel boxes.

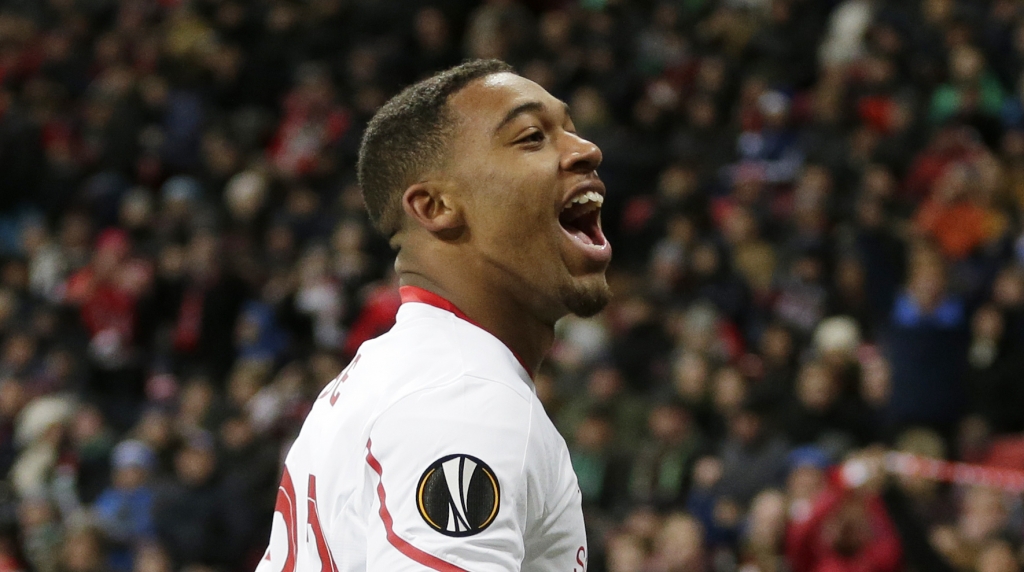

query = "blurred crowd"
[4,0,1024,571]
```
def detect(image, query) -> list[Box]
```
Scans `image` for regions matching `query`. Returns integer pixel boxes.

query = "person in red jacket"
[65,228,152,430]
[65,228,151,368]
[786,453,903,572]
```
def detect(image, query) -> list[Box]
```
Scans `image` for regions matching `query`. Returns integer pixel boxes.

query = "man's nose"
[561,133,603,174]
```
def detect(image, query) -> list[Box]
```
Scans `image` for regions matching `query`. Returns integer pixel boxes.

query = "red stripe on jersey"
[399,285,534,377]
[365,439,470,572]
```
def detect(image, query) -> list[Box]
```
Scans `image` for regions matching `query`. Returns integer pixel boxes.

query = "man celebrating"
[258,59,611,571]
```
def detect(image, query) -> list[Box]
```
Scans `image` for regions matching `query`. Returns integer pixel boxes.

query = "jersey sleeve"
[364,375,532,572]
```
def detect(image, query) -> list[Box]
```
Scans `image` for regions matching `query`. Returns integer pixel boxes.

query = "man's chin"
[559,276,612,318]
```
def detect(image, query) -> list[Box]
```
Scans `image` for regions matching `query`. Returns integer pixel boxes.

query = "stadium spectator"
[152,431,223,570]
[885,246,970,436]
[93,439,157,572]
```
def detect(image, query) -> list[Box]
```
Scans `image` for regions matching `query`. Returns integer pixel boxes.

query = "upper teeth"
[564,191,604,210]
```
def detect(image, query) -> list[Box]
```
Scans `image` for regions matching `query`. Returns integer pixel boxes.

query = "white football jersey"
[256,286,588,572]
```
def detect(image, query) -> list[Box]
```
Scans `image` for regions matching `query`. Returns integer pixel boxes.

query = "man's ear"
[401,181,464,234]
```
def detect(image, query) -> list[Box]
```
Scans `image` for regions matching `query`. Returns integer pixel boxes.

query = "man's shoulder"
[374,373,535,435]
[355,305,534,404]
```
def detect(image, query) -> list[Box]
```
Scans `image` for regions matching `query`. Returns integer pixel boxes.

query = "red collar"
[399,285,533,378]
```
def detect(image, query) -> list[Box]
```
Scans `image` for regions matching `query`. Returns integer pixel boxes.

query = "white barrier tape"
[879,452,1024,493]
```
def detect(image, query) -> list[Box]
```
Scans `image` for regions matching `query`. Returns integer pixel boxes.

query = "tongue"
[567,225,595,246]
[561,208,600,246]
[560,203,606,247]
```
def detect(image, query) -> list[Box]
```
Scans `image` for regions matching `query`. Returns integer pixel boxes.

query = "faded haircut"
[357,59,514,237]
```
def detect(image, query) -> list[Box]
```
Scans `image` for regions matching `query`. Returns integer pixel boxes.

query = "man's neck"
[398,273,553,377]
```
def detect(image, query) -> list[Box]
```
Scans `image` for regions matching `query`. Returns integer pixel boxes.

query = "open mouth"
[559,191,606,247]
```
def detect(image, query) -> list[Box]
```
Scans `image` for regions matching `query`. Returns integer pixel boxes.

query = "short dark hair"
[357,59,514,237]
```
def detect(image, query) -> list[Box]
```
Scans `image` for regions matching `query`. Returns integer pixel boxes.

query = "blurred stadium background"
[3,0,1024,571]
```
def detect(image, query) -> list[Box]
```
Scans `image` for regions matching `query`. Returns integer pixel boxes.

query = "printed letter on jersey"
[416,454,500,537]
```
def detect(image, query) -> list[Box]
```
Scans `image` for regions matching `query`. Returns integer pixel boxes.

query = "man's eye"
[517,131,545,145]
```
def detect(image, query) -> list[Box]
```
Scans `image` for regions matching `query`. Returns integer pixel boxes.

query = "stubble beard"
[559,275,613,318]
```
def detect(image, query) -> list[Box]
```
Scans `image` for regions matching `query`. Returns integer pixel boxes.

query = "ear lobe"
[401,182,464,235]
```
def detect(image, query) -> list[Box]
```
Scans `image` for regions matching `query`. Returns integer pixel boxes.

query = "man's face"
[443,73,612,321]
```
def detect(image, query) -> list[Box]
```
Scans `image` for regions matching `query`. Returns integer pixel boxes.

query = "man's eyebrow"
[492,100,571,136]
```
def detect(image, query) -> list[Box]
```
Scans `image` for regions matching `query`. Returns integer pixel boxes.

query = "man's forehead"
[450,72,561,124]
[477,71,542,93]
